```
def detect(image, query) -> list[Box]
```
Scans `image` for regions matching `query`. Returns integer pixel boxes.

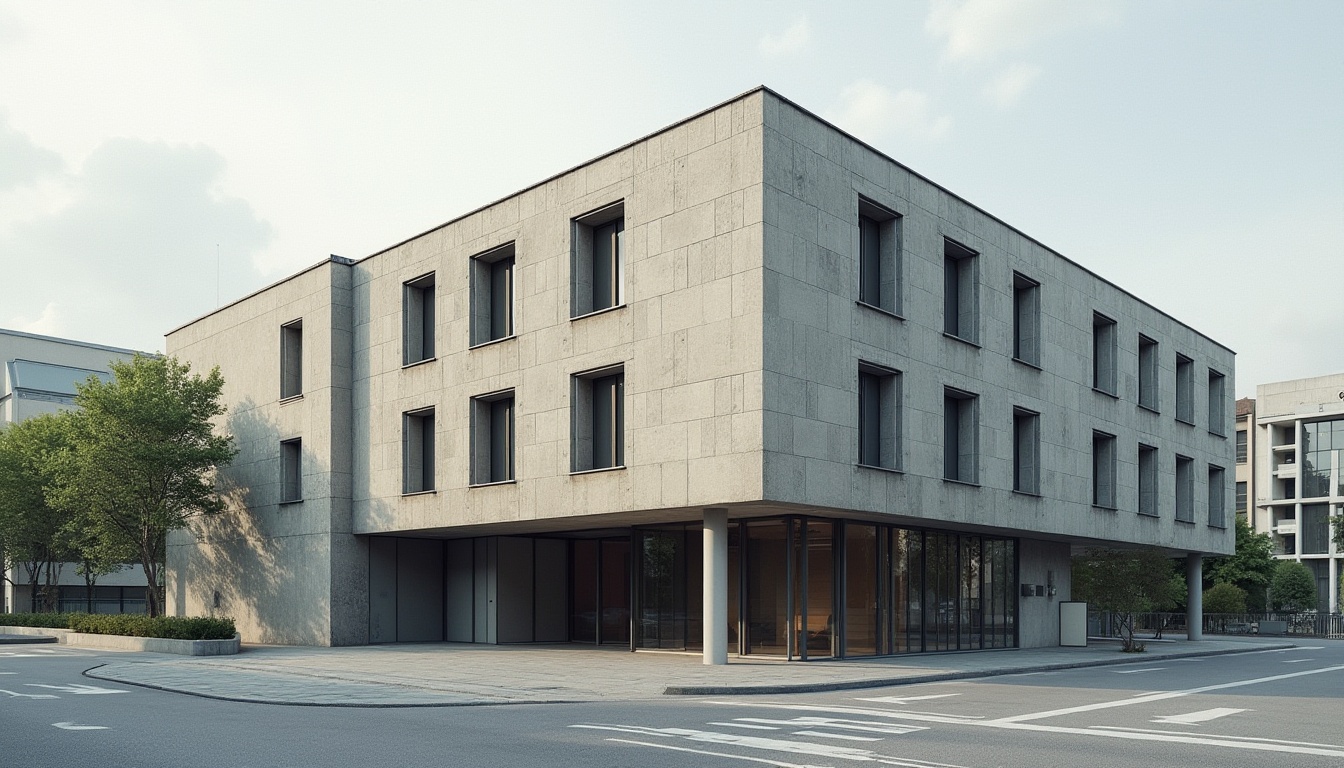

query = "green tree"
[0,413,78,612]
[1268,560,1317,612]
[54,355,235,617]
[1204,517,1276,612]
[1072,548,1178,652]
[1203,582,1248,614]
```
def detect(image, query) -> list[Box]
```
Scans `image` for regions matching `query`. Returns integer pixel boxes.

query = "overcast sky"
[1,1,1340,396]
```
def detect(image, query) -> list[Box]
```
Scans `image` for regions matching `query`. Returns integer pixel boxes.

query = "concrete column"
[703,508,728,666]
[1186,553,1203,642]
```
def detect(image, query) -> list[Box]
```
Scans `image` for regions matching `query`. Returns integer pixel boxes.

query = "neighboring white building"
[166,87,1235,656]
[1251,373,1344,612]
[0,328,153,614]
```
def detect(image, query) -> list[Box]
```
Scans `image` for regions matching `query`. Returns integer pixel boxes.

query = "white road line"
[709,701,980,726]
[793,730,883,742]
[1092,725,1344,749]
[1282,659,1313,663]
[572,724,891,761]
[1113,667,1166,674]
[735,717,928,735]
[855,694,959,705]
[25,683,128,695]
[988,664,1344,724]
[1150,707,1248,724]
[994,720,1344,758]
[709,722,780,730]
[1170,658,1206,662]
[52,722,108,731]
[0,688,58,699]
[606,738,835,768]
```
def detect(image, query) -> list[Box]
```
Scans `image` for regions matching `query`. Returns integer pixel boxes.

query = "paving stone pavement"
[78,635,1296,707]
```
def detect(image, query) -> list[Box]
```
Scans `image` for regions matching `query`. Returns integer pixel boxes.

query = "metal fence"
[1089,611,1344,639]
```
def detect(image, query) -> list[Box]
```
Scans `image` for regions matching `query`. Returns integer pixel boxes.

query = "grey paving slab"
[81,635,1296,708]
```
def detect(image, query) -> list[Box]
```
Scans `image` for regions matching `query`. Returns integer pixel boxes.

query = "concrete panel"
[368,537,396,643]
[1017,538,1072,649]
[395,538,444,642]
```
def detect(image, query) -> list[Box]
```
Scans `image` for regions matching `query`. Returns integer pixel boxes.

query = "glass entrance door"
[570,537,631,645]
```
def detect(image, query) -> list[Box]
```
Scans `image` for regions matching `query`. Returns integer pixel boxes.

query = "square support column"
[703,508,728,665]
[1186,553,1203,641]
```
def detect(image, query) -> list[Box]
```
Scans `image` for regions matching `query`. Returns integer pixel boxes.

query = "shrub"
[0,612,234,640]
[1269,561,1317,612]
[1203,582,1248,614]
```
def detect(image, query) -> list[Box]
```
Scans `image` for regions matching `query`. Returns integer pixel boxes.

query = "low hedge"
[0,612,235,640]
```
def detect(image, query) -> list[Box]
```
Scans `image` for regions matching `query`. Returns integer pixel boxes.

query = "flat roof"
[0,327,147,357]
[165,85,1234,354]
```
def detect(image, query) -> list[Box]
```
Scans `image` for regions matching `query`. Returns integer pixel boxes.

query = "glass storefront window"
[844,523,879,656]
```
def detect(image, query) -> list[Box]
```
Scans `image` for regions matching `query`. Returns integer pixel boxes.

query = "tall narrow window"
[1092,431,1117,508]
[1235,430,1248,463]
[280,319,303,399]
[572,366,624,472]
[1236,481,1247,512]
[1138,443,1158,517]
[1138,335,1159,410]
[1208,465,1226,528]
[1175,354,1194,424]
[857,363,901,470]
[1175,455,1194,522]
[403,273,436,365]
[472,390,515,484]
[943,239,979,343]
[1092,313,1117,395]
[470,243,516,346]
[280,438,302,503]
[571,202,625,318]
[1207,369,1226,436]
[1013,407,1040,494]
[1012,273,1041,366]
[857,197,900,314]
[943,387,979,483]
[403,408,435,494]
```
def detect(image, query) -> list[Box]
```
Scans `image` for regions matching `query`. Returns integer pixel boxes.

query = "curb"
[0,634,59,645]
[0,626,240,656]
[661,643,1299,695]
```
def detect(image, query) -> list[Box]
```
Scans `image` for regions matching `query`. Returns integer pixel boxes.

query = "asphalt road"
[2,641,1343,768]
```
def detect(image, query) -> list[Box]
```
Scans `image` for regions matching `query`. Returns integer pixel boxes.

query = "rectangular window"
[1301,504,1330,554]
[1235,430,1248,463]
[1235,481,1247,512]
[1092,431,1117,508]
[942,239,979,343]
[1138,443,1158,516]
[280,319,303,399]
[571,202,624,318]
[1013,407,1040,494]
[471,390,515,484]
[1012,272,1041,366]
[857,363,901,470]
[403,273,436,365]
[1092,313,1117,395]
[1138,335,1158,410]
[402,408,435,494]
[572,366,624,471]
[1175,454,1194,522]
[857,197,901,314]
[943,387,979,484]
[1207,369,1226,435]
[470,243,516,346]
[1176,353,1194,424]
[1208,465,1226,528]
[280,438,301,503]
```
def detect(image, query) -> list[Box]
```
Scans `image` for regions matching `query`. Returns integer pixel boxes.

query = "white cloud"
[984,63,1042,107]
[0,110,62,190]
[926,0,1119,63]
[758,16,811,58]
[8,302,62,336]
[0,137,272,352]
[826,81,952,142]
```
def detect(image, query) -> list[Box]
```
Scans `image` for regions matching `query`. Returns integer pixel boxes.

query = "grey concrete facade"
[166,88,1235,650]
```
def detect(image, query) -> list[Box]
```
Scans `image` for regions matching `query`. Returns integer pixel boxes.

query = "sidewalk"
[78,635,1299,707]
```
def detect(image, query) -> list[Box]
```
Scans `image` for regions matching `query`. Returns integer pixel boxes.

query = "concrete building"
[1251,373,1344,612]
[0,328,152,614]
[166,87,1235,657]
[1236,397,1256,528]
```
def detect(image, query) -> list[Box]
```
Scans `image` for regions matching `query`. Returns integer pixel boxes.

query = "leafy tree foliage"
[1204,517,1276,612]
[1268,560,1318,612]
[1072,548,1180,652]
[0,414,77,611]
[54,355,235,617]
[1203,582,1248,614]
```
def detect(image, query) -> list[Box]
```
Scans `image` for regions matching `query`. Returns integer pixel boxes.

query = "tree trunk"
[84,567,96,614]
[140,556,160,617]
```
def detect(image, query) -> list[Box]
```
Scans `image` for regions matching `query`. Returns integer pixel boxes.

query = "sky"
[0,0,1340,397]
